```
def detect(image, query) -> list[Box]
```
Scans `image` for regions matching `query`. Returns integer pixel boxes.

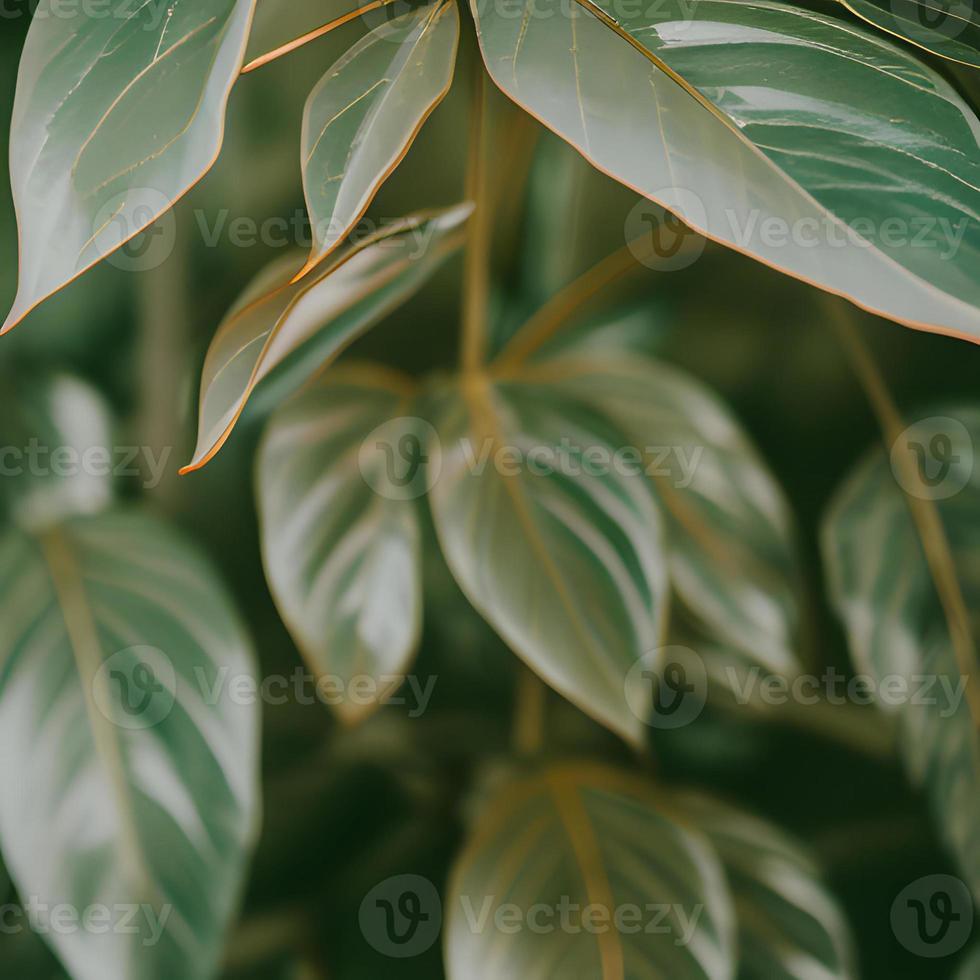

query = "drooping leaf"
[0,371,114,530]
[256,364,423,724]
[472,0,980,338]
[498,351,802,677]
[823,407,980,899]
[0,509,260,980]
[299,1,460,275]
[445,763,735,979]
[3,0,257,333]
[428,375,668,745]
[666,792,857,979]
[839,0,980,68]
[182,204,470,473]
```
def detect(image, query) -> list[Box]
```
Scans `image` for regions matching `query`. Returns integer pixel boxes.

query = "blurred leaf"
[666,791,858,979]
[445,762,735,979]
[472,0,980,337]
[428,376,667,745]
[823,408,980,899]
[959,944,980,979]
[505,351,802,676]
[0,509,261,980]
[840,0,980,68]
[299,1,459,275]
[183,204,470,473]
[3,0,256,332]
[0,372,114,531]
[256,364,423,724]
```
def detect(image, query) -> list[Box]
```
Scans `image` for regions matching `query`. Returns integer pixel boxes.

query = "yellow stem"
[513,667,547,755]
[241,0,395,74]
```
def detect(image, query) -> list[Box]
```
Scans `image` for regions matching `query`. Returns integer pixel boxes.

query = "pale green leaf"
[183,204,470,473]
[0,509,260,980]
[823,408,980,900]
[300,1,460,274]
[445,763,736,979]
[256,364,423,724]
[472,0,980,338]
[3,0,257,332]
[666,792,858,980]
[428,376,668,745]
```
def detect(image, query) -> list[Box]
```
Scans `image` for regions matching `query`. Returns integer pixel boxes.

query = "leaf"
[666,792,857,980]
[445,762,735,979]
[299,1,460,276]
[3,0,257,333]
[499,351,802,677]
[839,0,980,68]
[471,0,980,339]
[0,371,115,531]
[182,203,470,473]
[0,509,260,980]
[256,364,423,724]
[959,944,980,979]
[428,375,668,745]
[822,408,980,899]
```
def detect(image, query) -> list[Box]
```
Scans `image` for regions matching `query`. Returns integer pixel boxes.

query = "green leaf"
[500,351,802,677]
[822,409,980,899]
[299,1,460,276]
[0,371,115,531]
[3,0,256,333]
[445,762,735,979]
[182,204,470,473]
[428,375,668,745]
[958,944,980,979]
[256,364,423,724]
[472,0,980,338]
[666,792,857,980]
[839,0,980,69]
[0,509,260,980]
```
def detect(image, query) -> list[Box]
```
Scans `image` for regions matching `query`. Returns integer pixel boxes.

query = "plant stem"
[513,666,547,755]
[828,300,980,727]
[460,61,492,375]
[241,0,398,74]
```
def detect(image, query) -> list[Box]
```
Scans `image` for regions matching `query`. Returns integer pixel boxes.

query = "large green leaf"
[472,0,980,338]
[2,0,256,333]
[500,352,802,677]
[299,1,460,276]
[428,375,668,745]
[256,364,423,724]
[839,0,980,68]
[823,408,980,899]
[182,204,470,473]
[666,792,857,979]
[445,763,735,979]
[0,509,260,980]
